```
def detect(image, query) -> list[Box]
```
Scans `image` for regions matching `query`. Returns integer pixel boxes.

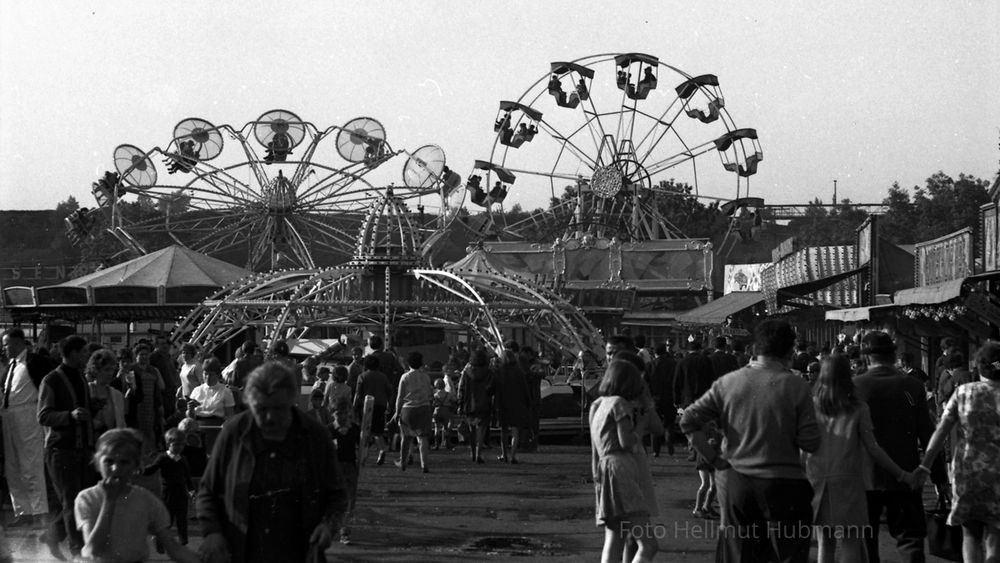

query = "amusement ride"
[66,111,464,272]
[63,52,766,357]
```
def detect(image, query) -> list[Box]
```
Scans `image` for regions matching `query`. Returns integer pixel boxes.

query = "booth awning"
[825,304,895,322]
[621,311,678,327]
[777,266,864,298]
[894,279,965,306]
[675,292,763,325]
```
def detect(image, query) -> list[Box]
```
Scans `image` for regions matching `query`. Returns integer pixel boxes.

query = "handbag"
[925,509,962,561]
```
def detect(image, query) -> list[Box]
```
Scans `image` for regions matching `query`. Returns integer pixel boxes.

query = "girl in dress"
[590,360,658,563]
[919,342,1000,563]
[806,355,917,563]
[75,428,198,563]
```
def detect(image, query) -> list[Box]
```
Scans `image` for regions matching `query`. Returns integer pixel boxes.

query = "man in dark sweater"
[37,335,95,560]
[681,320,820,563]
[672,341,717,408]
[855,331,947,563]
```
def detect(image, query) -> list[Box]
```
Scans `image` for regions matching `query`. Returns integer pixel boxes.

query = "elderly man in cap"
[854,331,948,563]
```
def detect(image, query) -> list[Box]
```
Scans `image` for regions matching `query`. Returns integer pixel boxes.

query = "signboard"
[982,204,998,272]
[857,219,873,267]
[0,265,69,288]
[483,238,713,292]
[915,228,973,287]
[855,215,878,306]
[724,263,768,294]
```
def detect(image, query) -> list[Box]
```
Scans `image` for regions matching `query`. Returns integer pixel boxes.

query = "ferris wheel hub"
[591,165,623,198]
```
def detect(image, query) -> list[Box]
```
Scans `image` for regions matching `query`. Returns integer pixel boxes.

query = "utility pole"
[833,179,838,206]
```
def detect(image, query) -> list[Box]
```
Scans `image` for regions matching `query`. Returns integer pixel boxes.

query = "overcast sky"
[1,1,997,213]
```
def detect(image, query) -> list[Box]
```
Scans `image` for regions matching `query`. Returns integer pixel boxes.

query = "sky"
[1,1,998,214]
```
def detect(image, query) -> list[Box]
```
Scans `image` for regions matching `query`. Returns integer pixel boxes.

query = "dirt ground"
[5,441,952,562]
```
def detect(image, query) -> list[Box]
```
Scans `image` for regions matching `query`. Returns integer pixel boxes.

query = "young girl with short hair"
[75,428,199,562]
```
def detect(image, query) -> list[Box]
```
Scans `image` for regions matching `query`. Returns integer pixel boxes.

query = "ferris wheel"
[462,53,762,242]
[89,110,465,271]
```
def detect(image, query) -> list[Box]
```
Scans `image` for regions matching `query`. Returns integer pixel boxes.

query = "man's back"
[709,350,739,380]
[674,352,715,406]
[855,364,934,488]
[648,354,676,406]
[680,360,820,479]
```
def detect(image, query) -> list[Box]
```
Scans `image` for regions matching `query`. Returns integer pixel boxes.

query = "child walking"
[331,399,361,545]
[431,378,456,450]
[142,428,194,548]
[805,355,917,563]
[691,420,721,520]
[75,428,199,563]
[589,360,658,563]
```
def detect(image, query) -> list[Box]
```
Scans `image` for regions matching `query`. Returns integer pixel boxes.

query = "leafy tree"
[54,195,80,220]
[157,189,191,217]
[879,172,989,244]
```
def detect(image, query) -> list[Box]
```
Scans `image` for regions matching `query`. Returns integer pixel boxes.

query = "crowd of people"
[1,322,999,562]
[0,328,552,561]
[591,321,1000,563]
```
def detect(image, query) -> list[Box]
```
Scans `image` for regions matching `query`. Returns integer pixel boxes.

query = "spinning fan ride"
[99,111,465,271]
[465,53,763,242]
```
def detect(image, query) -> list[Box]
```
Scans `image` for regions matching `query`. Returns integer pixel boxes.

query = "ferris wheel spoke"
[295,215,362,251]
[134,210,255,235]
[501,166,584,183]
[537,120,598,169]
[282,218,316,268]
[631,99,688,167]
[298,184,378,209]
[642,139,718,177]
[185,161,254,199]
[298,192,379,213]
[189,217,260,254]
[296,170,375,204]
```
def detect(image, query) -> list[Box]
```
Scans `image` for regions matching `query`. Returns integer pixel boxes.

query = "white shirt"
[179,361,203,398]
[190,382,235,418]
[4,350,38,409]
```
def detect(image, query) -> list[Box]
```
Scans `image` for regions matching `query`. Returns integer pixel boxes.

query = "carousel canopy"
[2,246,251,321]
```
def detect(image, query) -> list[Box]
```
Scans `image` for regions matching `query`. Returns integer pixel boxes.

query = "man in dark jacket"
[709,336,740,380]
[647,344,677,455]
[854,332,947,563]
[37,335,94,560]
[672,341,717,408]
[791,340,812,373]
